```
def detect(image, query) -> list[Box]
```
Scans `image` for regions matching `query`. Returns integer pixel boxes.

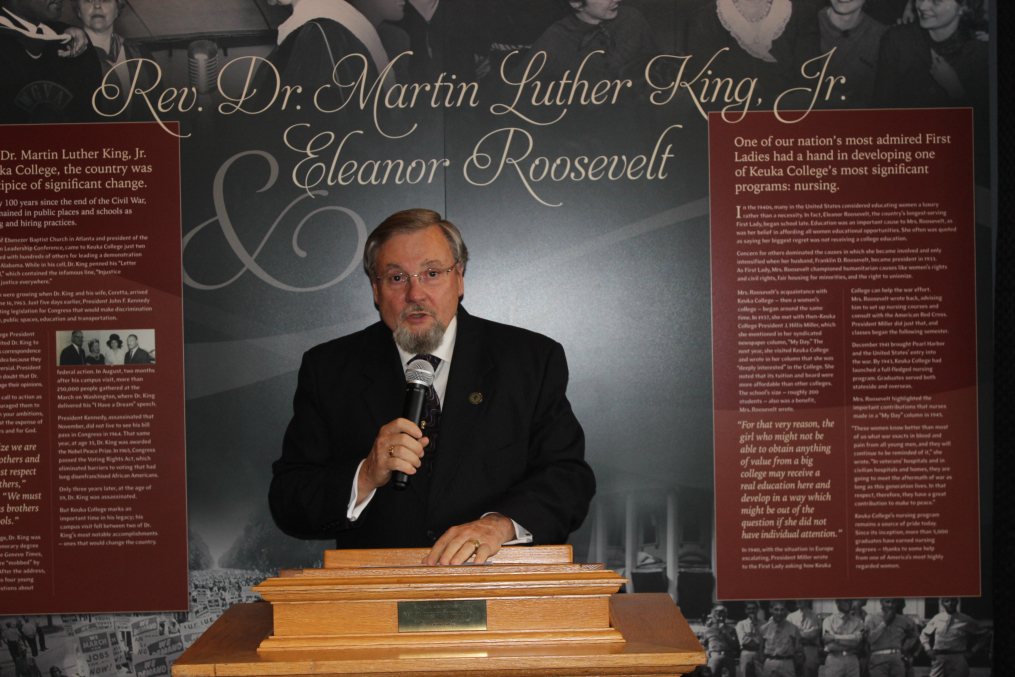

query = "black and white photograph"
[54,330,155,366]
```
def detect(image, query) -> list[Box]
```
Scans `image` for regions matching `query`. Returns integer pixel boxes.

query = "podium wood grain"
[171,594,705,677]
[254,548,628,650]
[322,547,576,568]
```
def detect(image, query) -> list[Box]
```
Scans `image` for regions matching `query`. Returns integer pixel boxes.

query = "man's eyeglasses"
[376,267,456,289]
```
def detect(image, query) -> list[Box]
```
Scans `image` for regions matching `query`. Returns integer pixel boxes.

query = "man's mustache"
[399,303,437,322]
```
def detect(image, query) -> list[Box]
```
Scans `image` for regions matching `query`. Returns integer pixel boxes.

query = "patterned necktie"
[412,354,442,475]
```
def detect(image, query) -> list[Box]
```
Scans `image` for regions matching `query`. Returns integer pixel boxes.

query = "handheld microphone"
[392,359,435,490]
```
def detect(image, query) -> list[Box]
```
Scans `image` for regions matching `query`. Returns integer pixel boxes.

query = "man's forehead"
[381,258,445,271]
[376,227,453,266]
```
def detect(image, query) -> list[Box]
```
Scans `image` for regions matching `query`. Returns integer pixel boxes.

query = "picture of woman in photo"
[872,0,988,110]
[72,0,156,119]
[85,338,106,365]
[872,0,989,181]
[104,333,125,365]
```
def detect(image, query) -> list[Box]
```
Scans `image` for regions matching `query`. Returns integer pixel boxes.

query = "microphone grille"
[405,359,435,387]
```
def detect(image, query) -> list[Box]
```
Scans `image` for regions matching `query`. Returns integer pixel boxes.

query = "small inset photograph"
[55,330,156,367]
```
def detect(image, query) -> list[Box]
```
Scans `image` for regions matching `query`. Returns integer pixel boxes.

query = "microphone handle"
[392,382,428,491]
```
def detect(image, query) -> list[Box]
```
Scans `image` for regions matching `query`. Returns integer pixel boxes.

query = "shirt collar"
[408,0,439,21]
[396,313,457,367]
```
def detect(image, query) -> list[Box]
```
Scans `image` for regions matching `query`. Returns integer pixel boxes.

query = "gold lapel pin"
[468,392,483,404]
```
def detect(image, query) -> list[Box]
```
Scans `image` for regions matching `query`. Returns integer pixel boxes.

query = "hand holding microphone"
[391,359,435,490]
[356,359,436,499]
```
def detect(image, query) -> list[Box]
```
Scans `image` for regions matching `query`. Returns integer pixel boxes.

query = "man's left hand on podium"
[424,513,517,565]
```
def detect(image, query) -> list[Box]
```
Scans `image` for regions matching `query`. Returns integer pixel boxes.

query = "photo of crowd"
[55,330,156,367]
[0,569,264,677]
[689,597,991,677]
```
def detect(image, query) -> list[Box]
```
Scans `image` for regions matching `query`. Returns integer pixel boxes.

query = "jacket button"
[426,530,436,540]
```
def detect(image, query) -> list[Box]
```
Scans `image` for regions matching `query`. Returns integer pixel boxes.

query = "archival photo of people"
[55,330,155,366]
[0,569,264,677]
[1,0,999,675]
[686,596,992,677]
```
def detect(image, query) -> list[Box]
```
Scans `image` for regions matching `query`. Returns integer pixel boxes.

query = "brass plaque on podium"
[397,600,488,632]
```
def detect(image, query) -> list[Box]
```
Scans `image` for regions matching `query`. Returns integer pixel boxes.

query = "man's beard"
[393,303,446,355]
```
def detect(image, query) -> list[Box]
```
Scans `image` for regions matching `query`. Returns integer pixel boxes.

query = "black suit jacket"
[60,344,85,366]
[269,308,594,548]
[124,347,151,365]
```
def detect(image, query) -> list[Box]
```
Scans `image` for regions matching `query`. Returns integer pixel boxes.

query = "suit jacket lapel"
[428,308,495,510]
[358,322,404,431]
[357,322,431,501]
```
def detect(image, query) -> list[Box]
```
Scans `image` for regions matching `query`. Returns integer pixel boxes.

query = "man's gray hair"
[362,208,468,280]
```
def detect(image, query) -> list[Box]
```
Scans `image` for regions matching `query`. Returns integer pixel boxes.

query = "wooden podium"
[172,547,705,677]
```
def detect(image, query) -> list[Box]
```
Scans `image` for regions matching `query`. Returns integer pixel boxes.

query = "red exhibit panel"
[708,109,979,600]
[0,122,187,612]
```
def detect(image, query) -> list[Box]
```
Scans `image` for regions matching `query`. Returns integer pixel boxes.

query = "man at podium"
[270,209,595,566]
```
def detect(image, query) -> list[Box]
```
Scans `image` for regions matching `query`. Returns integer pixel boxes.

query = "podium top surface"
[322,546,574,568]
[172,594,705,677]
